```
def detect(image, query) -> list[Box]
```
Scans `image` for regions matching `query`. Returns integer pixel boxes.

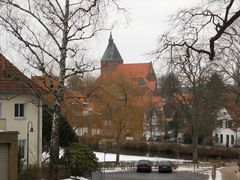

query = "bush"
[60,143,100,176]
[18,166,41,180]
[42,105,78,151]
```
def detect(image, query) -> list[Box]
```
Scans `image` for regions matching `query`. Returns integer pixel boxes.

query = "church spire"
[101,32,123,62]
[109,31,113,40]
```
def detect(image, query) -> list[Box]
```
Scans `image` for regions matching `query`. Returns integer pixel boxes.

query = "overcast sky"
[91,0,202,70]
[1,0,202,76]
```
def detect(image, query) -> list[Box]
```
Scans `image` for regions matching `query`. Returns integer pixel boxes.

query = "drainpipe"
[37,99,41,166]
[236,130,238,147]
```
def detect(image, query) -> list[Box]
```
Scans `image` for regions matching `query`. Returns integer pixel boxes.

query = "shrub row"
[123,141,240,160]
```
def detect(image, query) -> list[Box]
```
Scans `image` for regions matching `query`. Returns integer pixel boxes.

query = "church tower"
[100,32,123,74]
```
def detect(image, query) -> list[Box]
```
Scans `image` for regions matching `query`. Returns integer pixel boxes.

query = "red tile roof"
[0,53,45,95]
[31,76,59,92]
[99,62,157,93]
[116,63,152,78]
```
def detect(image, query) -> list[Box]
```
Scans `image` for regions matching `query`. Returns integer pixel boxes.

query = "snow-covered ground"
[43,150,222,180]
[94,151,189,163]
[94,151,222,180]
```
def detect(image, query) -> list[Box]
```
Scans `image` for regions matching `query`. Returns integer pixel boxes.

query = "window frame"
[220,134,223,143]
[14,103,25,118]
[231,135,234,145]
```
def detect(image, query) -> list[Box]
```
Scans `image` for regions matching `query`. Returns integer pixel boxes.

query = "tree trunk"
[49,1,69,178]
[192,129,198,163]
[49,109,61,179]
[149,118,153,141]
[115,137,121,164]
[49,65,66,179]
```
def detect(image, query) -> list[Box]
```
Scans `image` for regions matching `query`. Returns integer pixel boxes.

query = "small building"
[0,131,18,180]
[0,53,45,166]
[213,108,240,147]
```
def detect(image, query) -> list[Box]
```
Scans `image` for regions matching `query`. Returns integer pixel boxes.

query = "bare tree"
[217,29,240,117]
[167,49,218,163]
[94,73,144,164]
[0,0,124,178]
[155,0,240,61]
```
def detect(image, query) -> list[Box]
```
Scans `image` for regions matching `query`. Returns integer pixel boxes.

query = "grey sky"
[91,0,201,66]
[1,0,202,76]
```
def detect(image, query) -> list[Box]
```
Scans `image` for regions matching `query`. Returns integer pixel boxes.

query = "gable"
[0,54,45,96]
[99,62,157,92]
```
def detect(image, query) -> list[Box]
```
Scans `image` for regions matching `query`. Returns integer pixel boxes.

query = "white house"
[0,53,44,166]
[213,108,240,147]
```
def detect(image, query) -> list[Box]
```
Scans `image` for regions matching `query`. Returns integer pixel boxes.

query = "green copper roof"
[101,33,123,62]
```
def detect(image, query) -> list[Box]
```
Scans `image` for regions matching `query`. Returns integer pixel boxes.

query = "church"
[97,33,165,141]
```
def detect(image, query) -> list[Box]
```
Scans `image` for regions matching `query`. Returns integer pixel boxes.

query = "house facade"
[213,108,240,147]
[0,54,44,166]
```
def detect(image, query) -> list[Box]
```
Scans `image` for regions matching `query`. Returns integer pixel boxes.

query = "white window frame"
[14,103,25,118]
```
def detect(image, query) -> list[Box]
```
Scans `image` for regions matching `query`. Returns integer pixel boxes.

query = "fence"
[99,160,225,171]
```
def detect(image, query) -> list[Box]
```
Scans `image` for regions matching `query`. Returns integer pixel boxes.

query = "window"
[105,129,111,136]
[75,127,88,136]
[18,139,26,159]
[92,128,101,135]
[75,128,83,136]
[215,133,218,143]
[231,135,235,145]
[220,134,223,143]
[104,120,112,126]
[227,121,232,128]
[138,78,145,86]
[83,128,88,135]
[14,104,25,117]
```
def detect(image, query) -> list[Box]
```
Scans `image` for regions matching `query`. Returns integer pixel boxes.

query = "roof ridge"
[118,62,151,65]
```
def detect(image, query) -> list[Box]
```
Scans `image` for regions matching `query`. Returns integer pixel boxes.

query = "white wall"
[213,108,236,147]
[213,128,236,147]
[0,94,42,165]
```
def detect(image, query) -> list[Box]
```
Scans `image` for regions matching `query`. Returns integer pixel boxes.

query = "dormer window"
[138,78,145,86]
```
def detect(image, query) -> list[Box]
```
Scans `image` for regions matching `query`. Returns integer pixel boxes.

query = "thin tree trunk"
[49,108,61,179]
[115,136,120,164]
[192,129,198,163]
[150,118,153,141]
